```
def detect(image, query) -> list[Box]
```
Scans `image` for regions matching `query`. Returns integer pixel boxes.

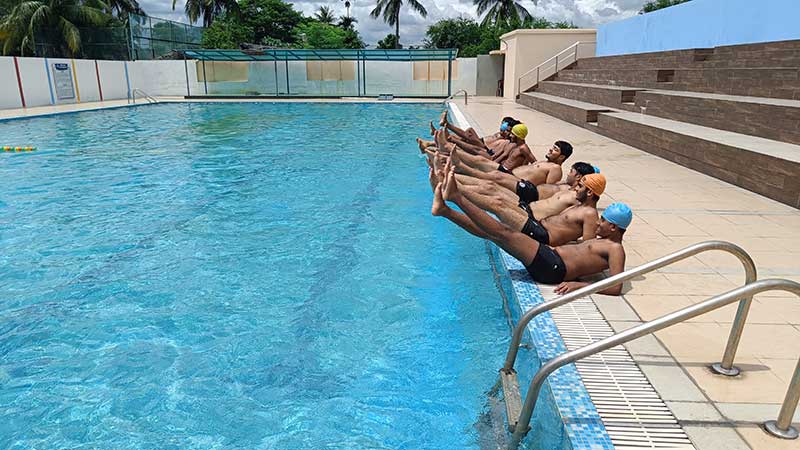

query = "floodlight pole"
[447,49,453,97]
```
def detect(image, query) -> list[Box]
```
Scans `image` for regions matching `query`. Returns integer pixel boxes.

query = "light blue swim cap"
[602,202,633,229]
[500,122,509,131]
[593,165,600,173]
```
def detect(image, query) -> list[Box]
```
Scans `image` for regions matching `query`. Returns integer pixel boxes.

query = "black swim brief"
[498,164,512,174]
[526,244,567,284]
[516,179,539,204]
[519,202,550,245]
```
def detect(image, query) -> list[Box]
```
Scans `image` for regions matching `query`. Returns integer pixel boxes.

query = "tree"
[640,0,692,13]
[424,17,481,55]
[107,0,143,18]
[474,0,532,27]
[0,0,111,56]
[173,0,237,27]
[376,33,400,49]
[370,0,427,49]
[201,16,253,48]
[294,21,363,49]
[338,15,357,31]
[314,5,335,24]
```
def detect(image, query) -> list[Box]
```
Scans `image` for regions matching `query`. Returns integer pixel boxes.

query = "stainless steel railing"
[501,241,757,375]
[445,89,469,105]
[510,278,800,447]
[516,41,596,97]
[130,88,158,104]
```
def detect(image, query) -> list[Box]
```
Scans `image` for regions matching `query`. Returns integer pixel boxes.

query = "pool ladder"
[130,88,158,104]
[498,240,800,448]
[444,89,468,105]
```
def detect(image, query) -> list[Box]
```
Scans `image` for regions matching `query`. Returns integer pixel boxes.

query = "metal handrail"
[130,88,158,104]
[502,240,756,374]
[445,89,469,105]
[516,41,596,96]
[509,279,800,447]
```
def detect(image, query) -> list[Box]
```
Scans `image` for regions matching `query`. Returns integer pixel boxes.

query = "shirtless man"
[512,140,573,185]
[417,116,517,158]
[432,168,632,295]
[460,170,606,246]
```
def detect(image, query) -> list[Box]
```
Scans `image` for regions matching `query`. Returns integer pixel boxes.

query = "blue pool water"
[0,102,526,449]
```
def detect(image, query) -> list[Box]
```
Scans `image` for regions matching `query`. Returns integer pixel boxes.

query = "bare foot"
[439,110,448,127]
[428,168,439,191]
[429,121,436,136]
[416,137,427,153]
[431,182,448,216]
[442,166,461,202]
[449,146,461,167]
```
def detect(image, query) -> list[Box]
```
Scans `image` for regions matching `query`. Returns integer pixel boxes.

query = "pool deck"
[459,96,800,450]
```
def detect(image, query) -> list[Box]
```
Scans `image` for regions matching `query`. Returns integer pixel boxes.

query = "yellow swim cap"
[511,124,528,140]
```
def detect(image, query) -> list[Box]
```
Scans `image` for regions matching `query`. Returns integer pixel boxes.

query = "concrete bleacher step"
[518,92,614,124]
[535,81,800,145]
[518,93,800,208]
[556,67,800,100]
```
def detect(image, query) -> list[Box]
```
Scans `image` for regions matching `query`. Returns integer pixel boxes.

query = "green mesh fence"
[130,13,203,60]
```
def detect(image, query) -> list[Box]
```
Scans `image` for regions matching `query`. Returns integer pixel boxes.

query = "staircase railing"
[516,41,596,97]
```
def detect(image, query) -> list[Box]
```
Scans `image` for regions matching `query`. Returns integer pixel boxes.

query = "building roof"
[181,48,459,61]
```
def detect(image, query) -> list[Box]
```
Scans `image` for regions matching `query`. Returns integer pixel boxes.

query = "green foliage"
[474,0,531,27]
[294,21,363,49]
[314,5,335,24]
[640,0,692,13]
[239,0,302,45]
[201,16,253,48]
[424,16,577,57]
[376,33,400,49]
[0,0,112,56]
[370,0,427,49]
[173,0,236,27]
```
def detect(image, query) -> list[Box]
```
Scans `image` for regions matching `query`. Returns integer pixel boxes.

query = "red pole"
[95,60,104,101]
[13,56,26,108]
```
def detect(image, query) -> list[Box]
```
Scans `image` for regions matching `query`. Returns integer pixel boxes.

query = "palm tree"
[315,5,336,24]
[0,0,111,56]
[370,0,426,49]
[474,0,533,27]
[338,14,357,31]
[108,0,143,17]
[172,0,234,27]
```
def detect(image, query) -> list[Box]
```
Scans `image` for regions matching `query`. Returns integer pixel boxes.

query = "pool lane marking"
[12,56,25,108]
[71,59,81,103]
[44,57,55,105]
[95,60,104,101]
[123,61,131,101]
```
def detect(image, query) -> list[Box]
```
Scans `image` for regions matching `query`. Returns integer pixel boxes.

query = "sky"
[139,0,650,46]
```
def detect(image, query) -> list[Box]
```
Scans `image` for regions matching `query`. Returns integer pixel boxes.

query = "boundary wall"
[597,0,800,56]
[0,56,480,109]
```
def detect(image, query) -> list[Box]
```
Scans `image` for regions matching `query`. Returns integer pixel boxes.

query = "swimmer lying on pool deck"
[422,120,535,172]
[417,114,518,159]
[431,163,632,296]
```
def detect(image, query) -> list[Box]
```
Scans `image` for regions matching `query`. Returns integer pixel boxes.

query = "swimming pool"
[0,102,571,449]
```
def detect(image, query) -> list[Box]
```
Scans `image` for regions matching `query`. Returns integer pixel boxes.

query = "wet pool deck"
[459,96,800,450]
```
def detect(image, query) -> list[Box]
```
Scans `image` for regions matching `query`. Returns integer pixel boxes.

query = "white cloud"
[139,0,648,47]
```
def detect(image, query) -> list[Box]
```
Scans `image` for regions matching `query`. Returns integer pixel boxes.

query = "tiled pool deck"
[459,96,800,450]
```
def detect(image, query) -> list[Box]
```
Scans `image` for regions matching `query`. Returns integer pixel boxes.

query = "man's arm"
[554,242,626,296]
[546,167,563,184]
[581,210,600,242]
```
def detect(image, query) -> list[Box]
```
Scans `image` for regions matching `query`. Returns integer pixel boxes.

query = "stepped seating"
[516,39,800,208]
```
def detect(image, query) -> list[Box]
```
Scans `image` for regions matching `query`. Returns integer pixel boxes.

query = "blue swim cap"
[500,122,509,131]
[602,202,633,229]
[593,165,601,173]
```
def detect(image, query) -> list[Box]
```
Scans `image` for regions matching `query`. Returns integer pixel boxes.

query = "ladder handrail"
[502,240,757,373]
[516,41,595,95]
[130,88,158,104]
[509,278,800,447]
[445,89,469,105]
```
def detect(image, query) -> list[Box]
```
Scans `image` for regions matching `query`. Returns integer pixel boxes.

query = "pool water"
[0,102,517,449]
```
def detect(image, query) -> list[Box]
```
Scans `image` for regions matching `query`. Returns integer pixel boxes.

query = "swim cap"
[593,165,600,173]
[581,173,606,196]
[500,122,509,131]
[602,202,633,229]
[511,124,528,140]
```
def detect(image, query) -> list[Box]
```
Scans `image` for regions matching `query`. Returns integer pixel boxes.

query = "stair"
[517,39,800,209]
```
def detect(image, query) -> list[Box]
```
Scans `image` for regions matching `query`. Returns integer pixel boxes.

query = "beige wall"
[500,29,596,99]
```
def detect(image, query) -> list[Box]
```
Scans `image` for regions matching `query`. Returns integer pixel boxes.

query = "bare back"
[540,205,599,246]
[512,162,562,185]
[555,239,626,281]
[531,189,578,220]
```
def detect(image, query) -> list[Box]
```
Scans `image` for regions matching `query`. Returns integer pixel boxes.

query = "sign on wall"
[51,63,75,100]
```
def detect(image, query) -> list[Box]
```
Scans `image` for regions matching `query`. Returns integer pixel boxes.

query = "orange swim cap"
[582,173,606,196]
